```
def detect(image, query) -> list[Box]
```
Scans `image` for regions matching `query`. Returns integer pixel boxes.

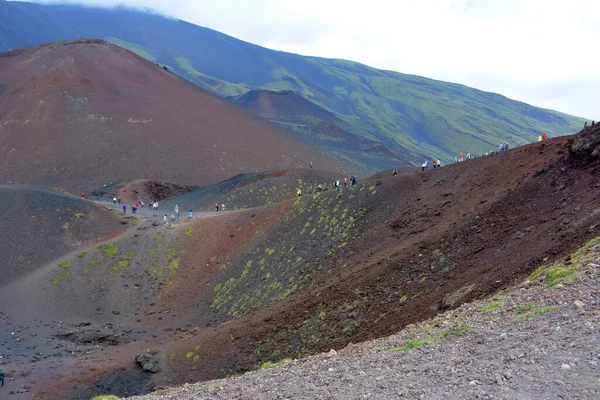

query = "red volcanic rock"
[0,40,337,192]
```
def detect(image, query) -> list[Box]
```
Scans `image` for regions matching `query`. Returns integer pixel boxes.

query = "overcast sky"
[19,0,600,119]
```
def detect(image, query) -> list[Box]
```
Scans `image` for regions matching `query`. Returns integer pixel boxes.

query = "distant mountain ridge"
[0,1,586,167]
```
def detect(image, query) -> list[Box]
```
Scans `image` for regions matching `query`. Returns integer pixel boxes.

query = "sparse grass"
[394,337,435,352]
[570,236,600,261]
[155,234,165,243]
[87,258,98,266]
[394,325,471,352]
[184,227,193,238]
[516,302,535,314]
[517,305,559,321]
[98,243,119,257]
[58,261,72,269]
[260,358,292,369]
[74,213,84,219]
[482,302,502,313]
[62,222,69,230]
[76,251,87,258]
[51,278,61,285]
[145,248,164,258]
[439,326,471,338]
[167,248,177,260]
[111,259,130,273]
[126,251,135,258]
[545,265,578,287]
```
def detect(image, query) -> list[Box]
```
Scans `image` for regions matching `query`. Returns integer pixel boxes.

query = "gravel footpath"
[130,245,600,400]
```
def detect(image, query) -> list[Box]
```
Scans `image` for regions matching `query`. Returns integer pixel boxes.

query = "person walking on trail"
[174,204,179,216]
[310,161,313,169]
[344,177,348,186]
[221,203,225,211]
[81,192,85,199]
[0,368,5,387]
[351,176,357,185]
[215,203,219,212]
[437,159,442,167]
[393,167,397,176]
[122,204,127,213]
[537,135,543,142]
[467,152,471,160]
[113,197,117,204]
[433,160,437,169]
[132,206,137,215]
[188,208,193,219]
[541,134,548,141]
[155,201,159,210]
[297,188,302,196]
[141,201,145,209]
[421,160,427,172]
[163,215,168,225]
[117,197,121,205]
[459,152,463,162]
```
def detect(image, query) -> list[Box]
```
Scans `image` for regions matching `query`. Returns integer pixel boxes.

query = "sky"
[16,0,600,119]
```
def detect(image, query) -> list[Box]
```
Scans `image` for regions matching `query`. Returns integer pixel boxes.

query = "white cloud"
[11,0,600,119]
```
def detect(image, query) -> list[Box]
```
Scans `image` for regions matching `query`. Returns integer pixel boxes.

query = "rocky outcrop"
[569,123,600,162]
[136,349,162,373]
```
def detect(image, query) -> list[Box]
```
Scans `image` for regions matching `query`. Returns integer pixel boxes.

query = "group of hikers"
[296,176,358,196]
[112,196,160,215]
[421,159,443,171]
[162,203,196,225]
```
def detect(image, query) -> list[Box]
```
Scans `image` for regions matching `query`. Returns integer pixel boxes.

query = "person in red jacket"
[81,192,85,199]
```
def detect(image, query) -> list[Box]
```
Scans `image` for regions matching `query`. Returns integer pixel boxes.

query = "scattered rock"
[442,285,476,309]
[136,348,162,373]
[574,300,585,310]
[561,364,571,370]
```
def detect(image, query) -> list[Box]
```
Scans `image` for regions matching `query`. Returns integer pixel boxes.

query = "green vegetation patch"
[111,259,130,274]
[260,358,293,369]
[76,251,87,259]
[184,227,194,238]
[481,302,502,313]
[74,213,84,219]
[58,261,72,269]
[98,243,119,257]
[394,337,435,352]
[51,278,61,286]
[87,258,99,266]
[517,305,559,321]
[545,265,578,287]
[394,325,471,352]
[126,251,135,258]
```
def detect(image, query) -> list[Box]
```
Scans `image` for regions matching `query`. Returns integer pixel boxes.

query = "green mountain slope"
[0,1,585,165]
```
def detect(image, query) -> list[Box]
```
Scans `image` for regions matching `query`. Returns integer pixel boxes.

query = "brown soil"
[0,40,339,193]
[1,129,599,399]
